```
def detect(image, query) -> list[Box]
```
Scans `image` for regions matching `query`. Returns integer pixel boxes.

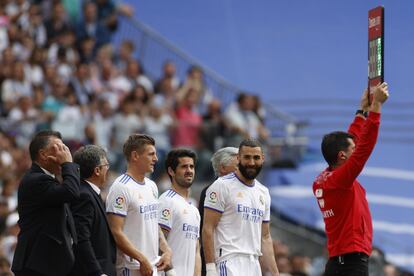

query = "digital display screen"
[368,37,382,79]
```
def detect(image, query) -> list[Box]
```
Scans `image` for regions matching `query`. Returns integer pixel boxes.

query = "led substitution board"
[368,6,384,96]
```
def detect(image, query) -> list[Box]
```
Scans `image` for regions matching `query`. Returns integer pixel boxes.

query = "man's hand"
[370,82,389,113]
[372,82,389,104]
[156,248,172,271]
[138,256,154,276]
[47,142,72,164]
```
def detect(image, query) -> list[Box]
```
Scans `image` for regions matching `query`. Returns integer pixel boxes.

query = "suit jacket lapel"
[83,181,111,230]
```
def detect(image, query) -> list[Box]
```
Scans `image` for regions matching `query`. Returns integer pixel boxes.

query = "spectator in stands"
[0,212,19,265]
[290,254,311,276]
[44,1,72,44]
[75,1,111,50]
[111,94,143,171]
[155,60,180,93]
[201,98,226,153]
[78,36,96,63]
[1,61,32,115]
[92,97,114,151]
[224,92,269,147]
[69,63,94,105]
[177,65,213,113]
[114,39,135,71]
[172,88,202,149]
[93,0,134,33]
[19,4,46,48]
[312,83,389,276]
[369,247,386,276]
[25,47,45,86]
[7,95,38,147]
[143,96,174,180]
[172,88,211,181]
[383,263,399,276]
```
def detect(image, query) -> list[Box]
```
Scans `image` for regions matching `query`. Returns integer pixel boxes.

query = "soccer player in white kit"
[106,134,172,276]
[203,139,279,276]
[158,149,201,276]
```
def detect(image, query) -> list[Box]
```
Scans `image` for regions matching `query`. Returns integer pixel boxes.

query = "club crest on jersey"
[161,208,171,219]
[208,192,218,204]
[236,192,243,198]
[115,196,125,209]
[259,195,265,205]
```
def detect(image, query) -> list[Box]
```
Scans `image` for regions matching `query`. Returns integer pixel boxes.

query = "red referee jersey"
[312,112,381,257]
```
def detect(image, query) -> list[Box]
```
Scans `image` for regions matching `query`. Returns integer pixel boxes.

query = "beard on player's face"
[238,162,262,180]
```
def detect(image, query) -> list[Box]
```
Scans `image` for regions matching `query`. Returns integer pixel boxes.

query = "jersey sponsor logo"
[115,196,125,209]
[315,189,323,198]
[208,191,218,204]
[237,204,264,223]
[140,203,159,220]
[182,223,199,240]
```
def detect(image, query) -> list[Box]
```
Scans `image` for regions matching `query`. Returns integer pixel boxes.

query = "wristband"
[165,269,177,276]
[206,263,216,271]
[355,109,368,118]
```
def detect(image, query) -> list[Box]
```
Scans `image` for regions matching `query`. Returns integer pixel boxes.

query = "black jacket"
[69,180,116,276]
[12,162,80,276]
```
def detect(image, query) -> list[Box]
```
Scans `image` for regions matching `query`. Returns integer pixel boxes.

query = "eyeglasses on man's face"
[98,163,110,169]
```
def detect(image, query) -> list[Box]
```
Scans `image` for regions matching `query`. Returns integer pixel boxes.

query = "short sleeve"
[106,182,129,217]
[204,180,225,213]
[263,189,271,223]
[158,198,173,231]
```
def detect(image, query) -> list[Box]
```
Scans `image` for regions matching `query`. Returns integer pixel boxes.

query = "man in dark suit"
[12,130,80,276]
[70,145,116,276]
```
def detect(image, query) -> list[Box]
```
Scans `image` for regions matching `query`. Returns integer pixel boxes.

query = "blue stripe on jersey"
[106,212,127,217]
[119,174,128,183]
[121,175,131,184]
[166,189,177,198]
[159,223,171,231]
[263,220,270,223]
[204,206,224,214]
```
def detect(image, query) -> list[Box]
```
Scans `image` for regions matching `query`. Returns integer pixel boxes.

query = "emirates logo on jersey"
[208,192,218,203]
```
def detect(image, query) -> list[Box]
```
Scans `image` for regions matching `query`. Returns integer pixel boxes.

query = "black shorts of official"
[324,252,369,276]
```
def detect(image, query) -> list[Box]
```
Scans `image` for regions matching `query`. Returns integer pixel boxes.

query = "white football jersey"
[158,189,200,276]
[204,173,271,262]
[106,174,159,269]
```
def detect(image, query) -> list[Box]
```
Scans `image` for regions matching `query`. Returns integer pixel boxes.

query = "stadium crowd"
[0,0,409,275]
